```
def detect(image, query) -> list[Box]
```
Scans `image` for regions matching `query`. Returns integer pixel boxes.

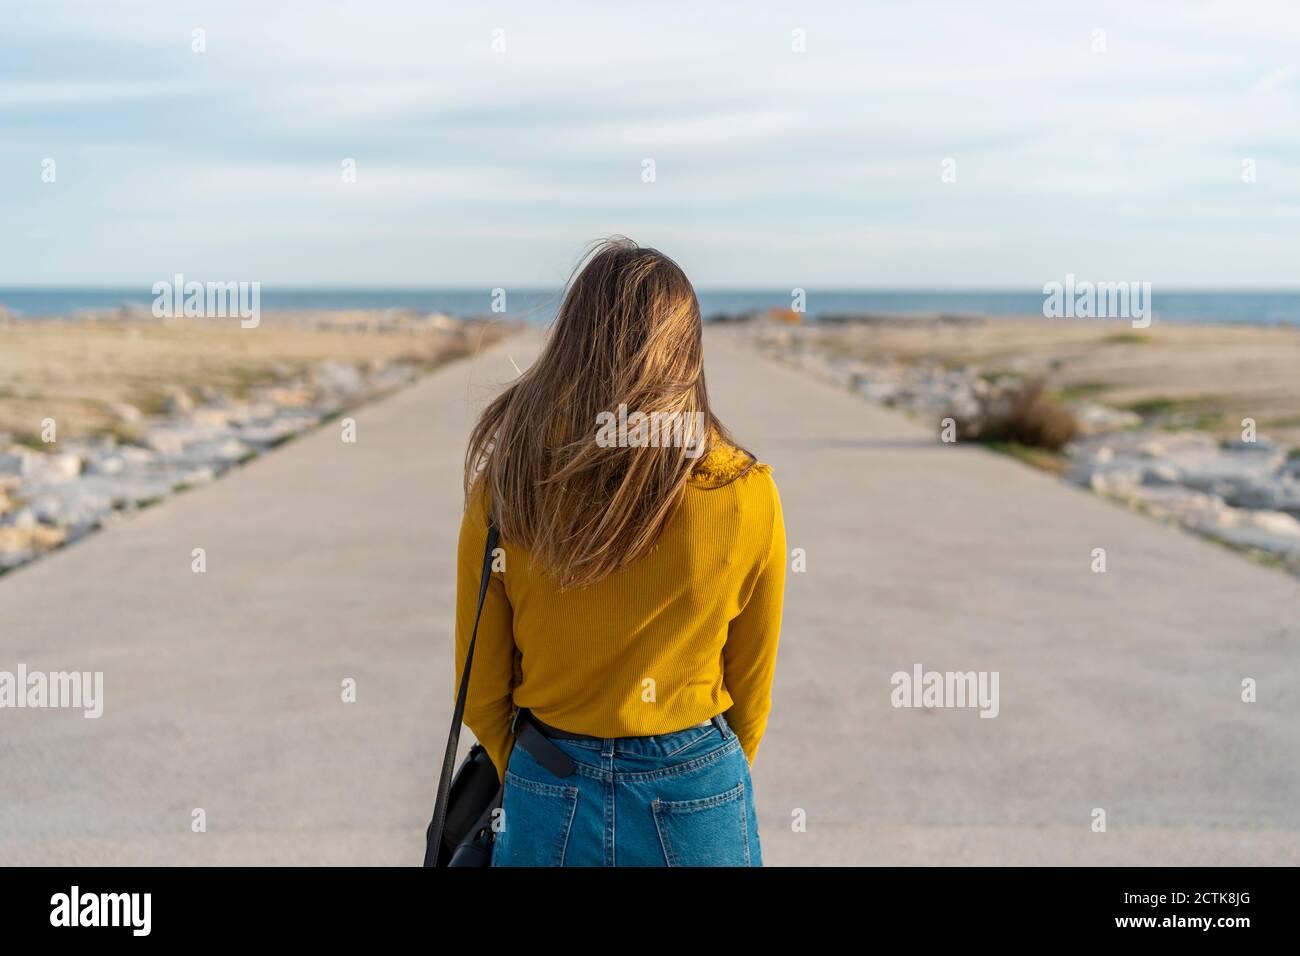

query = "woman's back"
[456,440,786,779]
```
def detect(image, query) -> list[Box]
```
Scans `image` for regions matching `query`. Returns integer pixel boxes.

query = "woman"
[455,237,786,867]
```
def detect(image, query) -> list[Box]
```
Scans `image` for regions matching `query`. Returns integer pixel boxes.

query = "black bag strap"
[424,522,500,867]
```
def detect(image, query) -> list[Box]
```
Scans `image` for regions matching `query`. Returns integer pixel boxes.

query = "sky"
[2,0,1299,288]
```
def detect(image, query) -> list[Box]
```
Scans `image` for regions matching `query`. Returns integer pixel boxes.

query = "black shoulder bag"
[423,523,503,867]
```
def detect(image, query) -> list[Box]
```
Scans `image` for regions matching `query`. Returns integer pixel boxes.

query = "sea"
[2,288,1299,326]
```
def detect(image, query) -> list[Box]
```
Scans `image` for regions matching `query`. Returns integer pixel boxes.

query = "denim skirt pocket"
[494,771,579,867]
[652,781,751,867]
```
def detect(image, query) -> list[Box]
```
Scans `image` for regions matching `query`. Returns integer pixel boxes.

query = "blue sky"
[2,0,1298,287]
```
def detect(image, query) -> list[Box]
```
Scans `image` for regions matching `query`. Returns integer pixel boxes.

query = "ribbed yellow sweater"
[455,443,787,781]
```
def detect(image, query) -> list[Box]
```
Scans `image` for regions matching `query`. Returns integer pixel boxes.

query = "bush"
[957,378,1079,451]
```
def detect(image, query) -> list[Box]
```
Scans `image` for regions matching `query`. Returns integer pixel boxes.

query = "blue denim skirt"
[491,712,761,867]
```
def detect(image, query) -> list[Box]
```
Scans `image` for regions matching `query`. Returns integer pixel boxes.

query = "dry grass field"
[796,316,1300,447]
[0,312,507,444]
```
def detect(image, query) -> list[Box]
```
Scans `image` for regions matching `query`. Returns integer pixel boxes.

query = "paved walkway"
[2,327,1297,864]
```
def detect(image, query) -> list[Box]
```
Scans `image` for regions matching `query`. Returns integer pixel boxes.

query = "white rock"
[313,362,365,394]
[1142,463,1182,486]
[86,453,126,476]
[85,446,157,477]
[236,417,314,448]
[0,451,29,477]
[1086,467,1144,495]
[0,548,35,569]
[142,422,227,455]
[26,487,114,530]
[1203,507,1300,555]
[0,450,82,485]
[190,407,234,428]
[1229,478,1300,515]
[1072,403,1141,433]
[180,438,251,466]
[106,402,144,424]
[163,388,195,415]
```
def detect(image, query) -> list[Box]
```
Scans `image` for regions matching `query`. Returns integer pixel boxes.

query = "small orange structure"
[765,307,802,325]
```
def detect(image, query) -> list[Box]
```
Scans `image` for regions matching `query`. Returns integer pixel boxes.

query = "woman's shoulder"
[688,441,777,495]
[685,442,782,554]
[460,478,495,537]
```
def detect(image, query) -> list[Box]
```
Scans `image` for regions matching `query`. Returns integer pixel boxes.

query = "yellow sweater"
[455,443,787,781]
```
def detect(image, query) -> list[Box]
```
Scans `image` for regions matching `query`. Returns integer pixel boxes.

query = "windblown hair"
[465,237,741,589]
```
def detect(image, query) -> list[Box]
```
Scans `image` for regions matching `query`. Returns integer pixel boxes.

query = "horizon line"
[5,284,1300,293]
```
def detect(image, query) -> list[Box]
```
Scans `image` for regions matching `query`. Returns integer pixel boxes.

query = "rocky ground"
[0,310,512,572]
[734,316,1300,576]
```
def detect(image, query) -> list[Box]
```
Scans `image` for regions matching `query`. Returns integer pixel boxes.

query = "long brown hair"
[465,237,738,588]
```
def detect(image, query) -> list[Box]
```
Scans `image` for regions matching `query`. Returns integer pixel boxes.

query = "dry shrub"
[958,378,1079,451]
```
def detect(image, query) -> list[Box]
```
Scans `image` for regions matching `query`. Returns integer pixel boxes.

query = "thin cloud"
[2,0,1299,285]
[1251,63,1299,94]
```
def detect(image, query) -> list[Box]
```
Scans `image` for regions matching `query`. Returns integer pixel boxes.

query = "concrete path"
[2,327,1298,865]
